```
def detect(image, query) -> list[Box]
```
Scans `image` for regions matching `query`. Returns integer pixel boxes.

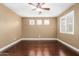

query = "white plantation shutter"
[60,11,74,34]
[60,16,66,33]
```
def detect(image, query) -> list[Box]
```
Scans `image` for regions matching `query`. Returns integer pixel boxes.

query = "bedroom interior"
[0,3,79,56]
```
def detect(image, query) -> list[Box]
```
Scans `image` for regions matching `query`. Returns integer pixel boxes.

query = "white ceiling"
[3,3,74,17]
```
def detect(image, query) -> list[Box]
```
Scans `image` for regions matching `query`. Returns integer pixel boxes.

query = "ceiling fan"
[28,3,50,14]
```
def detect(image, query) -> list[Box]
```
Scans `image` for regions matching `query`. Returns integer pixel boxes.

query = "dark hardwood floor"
[0,40,79,56]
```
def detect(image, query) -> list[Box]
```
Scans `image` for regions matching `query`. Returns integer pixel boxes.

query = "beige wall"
[57,4,79,49]
[0,4,21,48]
[1,3,79,50]
[22,17,57,38]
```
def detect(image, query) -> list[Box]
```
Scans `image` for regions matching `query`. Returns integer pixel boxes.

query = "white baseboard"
[57,39,79,53]
[0,38,79,53]
[0,39,21,52]
[21,38,57,40]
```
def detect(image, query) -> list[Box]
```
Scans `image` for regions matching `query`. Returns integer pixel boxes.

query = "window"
[60,16,66,33]
[36,20,42,25]
[29,19,50,25]
[60,11,74,34]
[29,20,35,25]
[44,20,50,25]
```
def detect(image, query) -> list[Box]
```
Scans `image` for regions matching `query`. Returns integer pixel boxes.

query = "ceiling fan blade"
[41,8,50,10]
[37,3,41,8]
[40,3,45,6]
[28,3,36,7]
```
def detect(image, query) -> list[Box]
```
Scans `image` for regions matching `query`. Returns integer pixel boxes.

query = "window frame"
[60,11,74,34]
[29,19,35,25]
[36,20,42,25]
[44,20,50,25]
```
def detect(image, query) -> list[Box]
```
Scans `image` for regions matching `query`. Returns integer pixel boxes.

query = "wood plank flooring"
[0,40,79,56]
